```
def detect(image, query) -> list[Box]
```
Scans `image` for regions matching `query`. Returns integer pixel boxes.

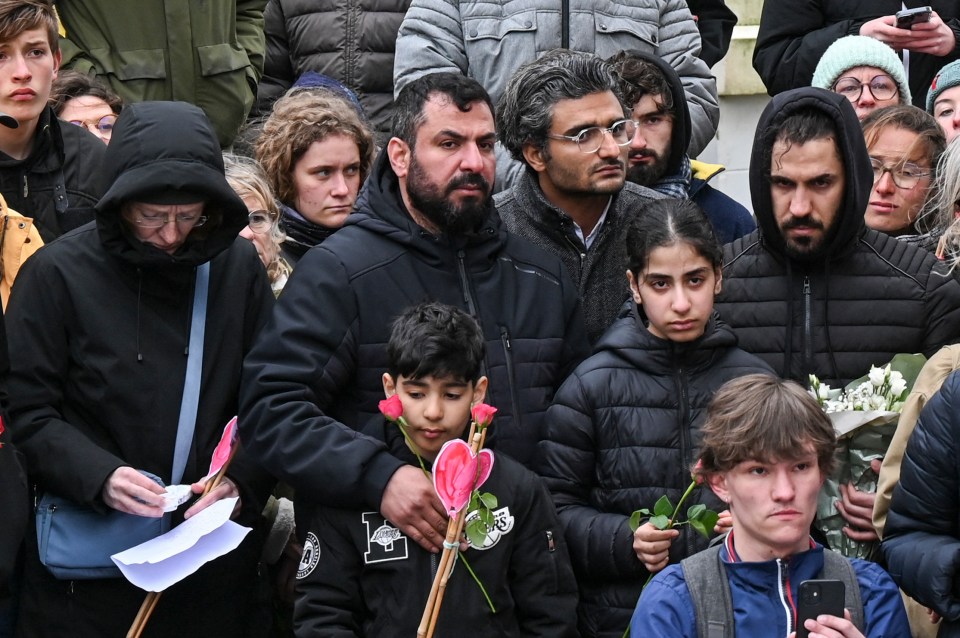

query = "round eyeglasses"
[869,157,930,189]
[833,75,898,102]
[247,210,273,234]
[131,212,208,228]
[68,114,118,139]
[545,119,637,153]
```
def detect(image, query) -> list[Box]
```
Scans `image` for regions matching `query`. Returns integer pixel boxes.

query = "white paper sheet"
[111,497,250,592]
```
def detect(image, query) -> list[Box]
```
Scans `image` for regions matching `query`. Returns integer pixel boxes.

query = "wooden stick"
[421,431,485,638]
[126,444,241,638]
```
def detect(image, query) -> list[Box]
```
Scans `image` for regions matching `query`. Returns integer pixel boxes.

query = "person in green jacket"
[56,0,266,148]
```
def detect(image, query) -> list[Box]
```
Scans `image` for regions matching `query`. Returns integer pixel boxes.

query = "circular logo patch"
[297,532,321,579]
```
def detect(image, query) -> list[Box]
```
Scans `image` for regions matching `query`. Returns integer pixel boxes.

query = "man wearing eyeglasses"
[495,50,663,343]
[715,86,960,550]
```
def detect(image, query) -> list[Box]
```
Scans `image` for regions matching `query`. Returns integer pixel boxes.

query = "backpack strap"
[819,549,865,632]
[681,545,734,638]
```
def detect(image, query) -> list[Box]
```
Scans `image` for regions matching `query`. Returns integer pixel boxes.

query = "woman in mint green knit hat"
[813,35,912,121]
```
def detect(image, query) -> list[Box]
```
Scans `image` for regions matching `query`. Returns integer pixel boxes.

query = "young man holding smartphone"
[630,375,909,638]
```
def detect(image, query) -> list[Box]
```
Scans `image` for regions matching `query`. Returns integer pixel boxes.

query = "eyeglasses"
[833,75,898,102]
[869,157,931,189]
[545,119,638,153]
[247,210,273,234]
[68,114,118,138]
[130,211,208,228]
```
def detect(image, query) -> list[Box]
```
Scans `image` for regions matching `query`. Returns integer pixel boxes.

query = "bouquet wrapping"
[809,354,926,559]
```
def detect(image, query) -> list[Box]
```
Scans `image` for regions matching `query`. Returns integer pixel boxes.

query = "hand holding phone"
[896,6,932,29]
[796,580,846,638]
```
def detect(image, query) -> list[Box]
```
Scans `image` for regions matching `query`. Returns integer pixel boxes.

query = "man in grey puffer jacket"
[495,51,663,343]
[394,0,718,192]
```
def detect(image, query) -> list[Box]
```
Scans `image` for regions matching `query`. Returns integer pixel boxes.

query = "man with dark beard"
[716,87,960,390]
[608,49,755,245]
[496,50,663,343]
[239,72,588,554]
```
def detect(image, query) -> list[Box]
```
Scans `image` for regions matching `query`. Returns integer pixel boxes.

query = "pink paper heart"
[432,439,495,515]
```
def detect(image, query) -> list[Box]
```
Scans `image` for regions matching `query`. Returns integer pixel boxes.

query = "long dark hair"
[625,198,722,276]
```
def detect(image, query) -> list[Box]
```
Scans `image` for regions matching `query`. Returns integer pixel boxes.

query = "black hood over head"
[617,49,690,177]
[749,88,872,262]
[95,101,248,267]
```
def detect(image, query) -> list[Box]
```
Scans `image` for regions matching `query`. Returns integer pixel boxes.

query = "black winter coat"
[753,0,960,108]
[883,370,960,636]
[240,150,589,517]
[0,108,105,242]
[716,88,960,387]
[255,0,410,137]
[6,102,275,638]
[537,308,773,638]
[495,174,662,344]
[293,420,579,637]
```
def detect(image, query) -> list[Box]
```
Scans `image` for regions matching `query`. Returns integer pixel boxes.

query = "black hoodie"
[240,148,589,520]
[6,102,274,638]
[716,88,960,386]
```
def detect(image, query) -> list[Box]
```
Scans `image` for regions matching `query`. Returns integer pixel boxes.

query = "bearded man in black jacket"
[240,73,588,553]
[716,86,960,549]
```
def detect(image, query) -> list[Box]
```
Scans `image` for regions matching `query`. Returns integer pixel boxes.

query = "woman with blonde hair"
[223,153,291,293]
[256,87,375,264]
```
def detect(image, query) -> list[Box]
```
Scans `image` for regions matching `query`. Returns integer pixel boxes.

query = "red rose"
[379,395,404,422]
[471,403,497,428]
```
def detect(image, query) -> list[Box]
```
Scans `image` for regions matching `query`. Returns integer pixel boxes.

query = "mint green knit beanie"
[928,60,960,112]
[812,36,911,104]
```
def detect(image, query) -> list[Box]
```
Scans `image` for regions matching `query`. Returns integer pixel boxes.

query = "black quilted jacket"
[715,88,960,387]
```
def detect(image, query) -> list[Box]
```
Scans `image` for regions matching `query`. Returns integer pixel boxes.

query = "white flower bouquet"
[808,354,926,559]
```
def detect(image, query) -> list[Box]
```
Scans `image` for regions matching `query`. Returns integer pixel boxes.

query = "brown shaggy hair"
[0,0,58,54]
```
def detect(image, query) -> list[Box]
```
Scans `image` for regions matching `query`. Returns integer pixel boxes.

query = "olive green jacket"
[57,0,266,147]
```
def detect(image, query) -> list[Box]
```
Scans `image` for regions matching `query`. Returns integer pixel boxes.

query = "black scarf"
[279,204,335,258]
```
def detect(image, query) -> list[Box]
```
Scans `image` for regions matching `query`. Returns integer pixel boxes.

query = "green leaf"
[636,508,651,517]
[653,495,673,518]
[689,519,710,539]
[465,520,487,547]
[468,492,480,511]
[629,511,643,532]
[480,509,495,528]
[479,492,498,509]
[686,504,706,520]
[649,515,670,530]
[700,511,719,532]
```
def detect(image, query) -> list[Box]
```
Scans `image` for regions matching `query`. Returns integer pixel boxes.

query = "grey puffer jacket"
[394,0,718,158]
[495,172,663,344]
[255,0,410,138]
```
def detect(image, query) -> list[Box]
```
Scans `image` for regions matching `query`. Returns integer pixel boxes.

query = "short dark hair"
[625,198,722,276]
[497,49,624,163]
[392,73,495,147]
[387,302,486,383]
[49,70,123,116]
[607,50,674,114]
[697,375,837,478]
[765,107,840,176]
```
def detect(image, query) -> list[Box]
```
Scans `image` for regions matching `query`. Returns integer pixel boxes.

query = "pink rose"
[379,395,404,422]
[692,459,704,485]
[471,403,497,428]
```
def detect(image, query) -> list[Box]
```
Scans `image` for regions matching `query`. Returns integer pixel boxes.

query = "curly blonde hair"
[255,89,375,207]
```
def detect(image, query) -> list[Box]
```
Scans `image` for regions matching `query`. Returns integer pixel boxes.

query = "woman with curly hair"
[256,88,375,264]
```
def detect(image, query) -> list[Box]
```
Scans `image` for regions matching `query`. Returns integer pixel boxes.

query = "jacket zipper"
[22,174,27,198]
[802,276,812,375]
[777,558,795,636]
[456,250,478,316]
[675,366,692,555]
[561,233,586,285]
[500,326,523,432]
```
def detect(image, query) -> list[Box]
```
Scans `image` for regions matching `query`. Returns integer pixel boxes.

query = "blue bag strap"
[171,262,209,485]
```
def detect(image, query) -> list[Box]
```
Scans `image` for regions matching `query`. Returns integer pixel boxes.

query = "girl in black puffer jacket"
[537,199,774,638]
